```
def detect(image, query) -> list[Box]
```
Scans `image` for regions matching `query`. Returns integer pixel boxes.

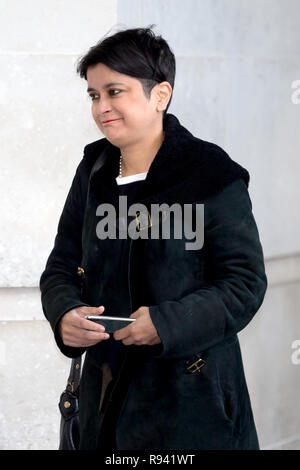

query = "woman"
[40,26,268,450]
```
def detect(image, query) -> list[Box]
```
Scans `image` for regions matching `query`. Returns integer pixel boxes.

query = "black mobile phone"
[84,315,136,333]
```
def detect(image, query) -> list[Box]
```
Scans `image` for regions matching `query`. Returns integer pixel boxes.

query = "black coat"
[40,113,268,450]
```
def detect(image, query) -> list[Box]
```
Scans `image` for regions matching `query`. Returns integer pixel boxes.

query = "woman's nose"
[94,97,112,116]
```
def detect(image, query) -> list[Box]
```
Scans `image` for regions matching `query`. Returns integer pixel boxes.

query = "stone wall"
[0,0,299,450]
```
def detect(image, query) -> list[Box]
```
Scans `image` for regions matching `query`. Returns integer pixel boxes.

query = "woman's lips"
[102,118,121,124]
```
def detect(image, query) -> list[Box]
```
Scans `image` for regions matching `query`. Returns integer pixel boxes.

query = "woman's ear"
[155,82,172,111]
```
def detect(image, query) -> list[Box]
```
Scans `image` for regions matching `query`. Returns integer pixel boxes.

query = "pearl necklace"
[119,154,123,178]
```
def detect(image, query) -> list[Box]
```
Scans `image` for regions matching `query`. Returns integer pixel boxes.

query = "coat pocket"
[179,350,236,427]
[215,362,235,424]
[213,340,242,430]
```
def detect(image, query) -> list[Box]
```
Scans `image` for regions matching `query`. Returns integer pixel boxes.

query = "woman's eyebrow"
[87,82,126,92]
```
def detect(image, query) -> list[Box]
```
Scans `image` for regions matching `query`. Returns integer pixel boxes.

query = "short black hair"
[76,24,176,116]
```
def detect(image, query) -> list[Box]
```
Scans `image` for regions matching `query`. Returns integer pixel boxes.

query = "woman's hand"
[58,305,110,347]
[113,306,162,346]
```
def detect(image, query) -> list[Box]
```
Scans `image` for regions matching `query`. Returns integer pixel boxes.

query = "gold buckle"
[135,210,152,231]
[77,266,85,278]
[67,380,75,393]
[186,357,206,374]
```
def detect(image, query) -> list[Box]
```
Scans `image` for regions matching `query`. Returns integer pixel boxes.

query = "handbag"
[57,147,109,450]
[58,356,82,450]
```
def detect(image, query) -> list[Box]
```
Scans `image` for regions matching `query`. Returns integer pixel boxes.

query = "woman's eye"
[89,89,121,101]
[110,89,121,96]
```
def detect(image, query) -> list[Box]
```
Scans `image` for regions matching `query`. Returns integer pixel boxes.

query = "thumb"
[88,305,105,315]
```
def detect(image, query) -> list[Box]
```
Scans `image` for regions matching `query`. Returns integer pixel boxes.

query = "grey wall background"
[0,0,299,449]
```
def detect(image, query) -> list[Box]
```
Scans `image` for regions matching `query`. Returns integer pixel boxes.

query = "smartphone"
[84,315,136,333]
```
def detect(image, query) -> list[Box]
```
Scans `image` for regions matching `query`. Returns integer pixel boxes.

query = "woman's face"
[86,63,167,147]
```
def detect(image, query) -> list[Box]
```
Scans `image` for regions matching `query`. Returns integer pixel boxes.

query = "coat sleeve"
[39,155,90,358]
[149,178,268,359]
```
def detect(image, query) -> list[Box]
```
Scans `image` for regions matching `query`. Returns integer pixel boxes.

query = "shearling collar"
[89,113,249,205]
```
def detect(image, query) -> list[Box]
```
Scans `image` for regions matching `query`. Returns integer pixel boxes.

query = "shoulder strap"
[66,357,82,394]
[81,147,109,233]
[90,148,109,179]
[67,148,109,390]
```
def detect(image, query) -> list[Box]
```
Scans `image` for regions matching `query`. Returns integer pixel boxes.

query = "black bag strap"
[66,357,82,394]
[66,146,110,392]
[81,144,110,248]
[89,146,109,180]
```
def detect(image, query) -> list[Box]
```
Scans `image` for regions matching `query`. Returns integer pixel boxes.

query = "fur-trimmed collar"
[87,113,249,204]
